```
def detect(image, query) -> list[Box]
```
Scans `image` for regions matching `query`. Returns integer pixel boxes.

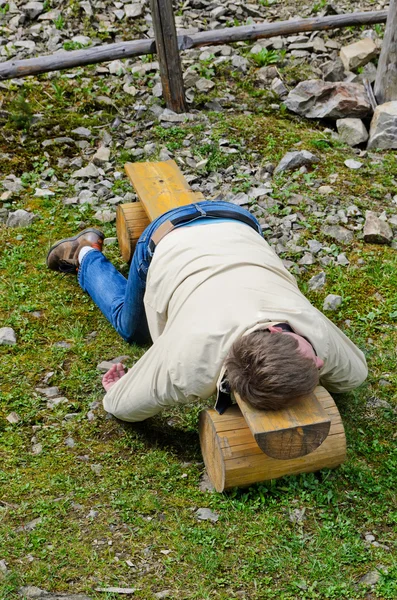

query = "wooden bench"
[116,159,347,492]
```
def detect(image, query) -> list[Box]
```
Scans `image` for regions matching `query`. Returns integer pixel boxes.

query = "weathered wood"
[0,11,388,81]
[199,387,346,492]
[124,160,204,221]
[234,387,331,460]
[116,202,150,263]
[150,0,187,113]
[374,0,397,103]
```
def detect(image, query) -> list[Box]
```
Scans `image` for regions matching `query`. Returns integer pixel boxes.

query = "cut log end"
[255,420,331,459]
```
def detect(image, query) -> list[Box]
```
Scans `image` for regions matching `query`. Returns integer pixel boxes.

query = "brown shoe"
[46,228,105,273]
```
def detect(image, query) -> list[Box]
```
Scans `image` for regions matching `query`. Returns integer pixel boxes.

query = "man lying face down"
[47,200,367,421]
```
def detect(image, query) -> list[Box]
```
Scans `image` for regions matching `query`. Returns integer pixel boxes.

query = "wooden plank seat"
[199,386,346,492]
[116,160,347,490]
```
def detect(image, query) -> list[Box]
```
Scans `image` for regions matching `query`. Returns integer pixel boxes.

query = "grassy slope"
[1,50,397,600]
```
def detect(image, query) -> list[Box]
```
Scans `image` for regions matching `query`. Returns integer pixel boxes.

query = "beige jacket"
[103,221,367,421]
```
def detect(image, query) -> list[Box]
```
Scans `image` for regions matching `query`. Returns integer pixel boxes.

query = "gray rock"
[271,77,288,98]
[6,411,21,423]
[340,38,378,71]
[307,240,323,254]
[22,2,44,19]
[0,327,16,345]
[232,55,248,72]
[336,118,368,146]
[94,588,135,595]
[337,253,350,266]
[72,127,92,138]
[196,78,215,92]
[367,102,397,150]
[65,437,75,448]
[298,253,315,265]
[159,109,187,123]
[364,211,393,244]
[275,150,319,175]
[323,294,342,311]
[35,386,60,398]
[256,66,279,84]
[285,80,371,119]
[344,159,363,169]
[7,209,38,228]
[229,192,249,206]
[366,397,392,410]
[72,164,100,178]
[322,225,354,244]
[124,3,143,18]
[2,176,23,193]
[358,569,382,586]
[92,147,110,165]
[308,272,326,290]
[94,209,116,223]
[47,397,68,409]
[19,586,92,599]
[195,508,219,522]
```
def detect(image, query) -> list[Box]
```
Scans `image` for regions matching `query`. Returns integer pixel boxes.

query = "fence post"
[150,0,187,113]
[374,0,397,104]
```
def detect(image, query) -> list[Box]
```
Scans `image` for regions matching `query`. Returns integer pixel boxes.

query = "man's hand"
[102,363,127,392]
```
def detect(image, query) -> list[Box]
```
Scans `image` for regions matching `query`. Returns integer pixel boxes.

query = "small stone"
[323,294,342,311]
[344,159,363,169]
[323,225,354,243]
[123,84,137,96]
[35,386,60,398]
[72,127,92,138]
[124,3,143,18]
[232,55,248,72]
[275,150,319,175]
[337,118,368,146]
[87,509,99,519]
[72,164,100,178]
[358,569,382,586]
[289,508,306,524]
[337,253,349,266]
[6,411,21,423]
[22,1,44,19]
[340,38,378,71]
[367,102,397,150]
[94,209,116,223]
[18,586,46,598]
[6,210,38,228]
[108,60,126,75]
[318,185,333,195]
[47,397,68,409]
[32,443,43,455]
[256,65,279,84]
[308,272,326,292]
[95,588,136,595]
[307,240,323,254]
[195,508,219,522]
[285,80,371,119]
[196,78,215,92]
[159,109,186,123]
[0,327,17,345]
[271,77,288,97]
[322,58,345,82]
[298,253,315,265]
[154,592,172,599]
[65,437,75,448]
[199,472,214,492]
[366,397,392,410]
[365,534,376,542]
[364,211,393,244]
[92,147,111,165]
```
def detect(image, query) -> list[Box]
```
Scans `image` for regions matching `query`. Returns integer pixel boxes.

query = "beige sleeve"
[319,317,368,393]
[102,340,197,422]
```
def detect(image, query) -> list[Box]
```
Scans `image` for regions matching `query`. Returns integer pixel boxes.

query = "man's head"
[225,327,323,411]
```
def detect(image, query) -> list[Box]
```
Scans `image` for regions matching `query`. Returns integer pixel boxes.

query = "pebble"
[308,272,326,291]
[65,437,76,448]
[323,294,342,311]
[195,508,219,522]
[6,210,38,228]
[6,411,21,424]
[344,159,363,169]
[0,327,17,345]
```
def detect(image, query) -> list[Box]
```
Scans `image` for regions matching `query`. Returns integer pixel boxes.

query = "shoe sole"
[46,228,105,267]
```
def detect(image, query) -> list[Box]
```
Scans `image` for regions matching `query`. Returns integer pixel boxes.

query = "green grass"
[0,57,397,600]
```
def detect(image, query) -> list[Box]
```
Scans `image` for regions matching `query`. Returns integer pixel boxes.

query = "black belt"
[148,208,261,254]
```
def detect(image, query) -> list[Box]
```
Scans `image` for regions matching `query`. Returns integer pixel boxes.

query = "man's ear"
[315,356,324,369]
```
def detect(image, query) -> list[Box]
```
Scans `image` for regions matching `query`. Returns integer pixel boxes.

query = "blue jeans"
[78,200,262,345]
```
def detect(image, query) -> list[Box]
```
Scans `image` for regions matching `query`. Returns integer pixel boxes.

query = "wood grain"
[0,11,387,80]
[116,202,150,263]
[150,0,187,113]
[374,0,397,103]
[234,388,331,460]
[124,160,204,221]
[199,387,346,492]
